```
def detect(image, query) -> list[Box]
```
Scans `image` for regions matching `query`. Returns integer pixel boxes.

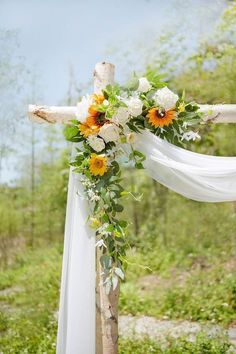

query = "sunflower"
[89,154,108,176]
[93,94,105,105]
[79,116,100,137]
[147,107,176,128]
[88,105,100,118]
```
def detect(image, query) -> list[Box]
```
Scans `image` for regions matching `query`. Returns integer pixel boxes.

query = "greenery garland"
[64,72,203,293]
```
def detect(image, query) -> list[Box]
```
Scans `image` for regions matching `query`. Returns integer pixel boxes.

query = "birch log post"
[28,104,236,124]
[93,62,119,354]
[27,62,236,354]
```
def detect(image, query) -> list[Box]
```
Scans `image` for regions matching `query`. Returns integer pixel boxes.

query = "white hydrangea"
[76,94,93,123]
[98,123,120,143]
[182,131,201,141]
[137,77,152,93]
[126,97,143,117]
[111,107,130,126]
[87,135,105,152]
[153,87,179,111]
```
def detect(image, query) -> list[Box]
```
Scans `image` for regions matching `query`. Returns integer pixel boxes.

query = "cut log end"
[28,104,76,124]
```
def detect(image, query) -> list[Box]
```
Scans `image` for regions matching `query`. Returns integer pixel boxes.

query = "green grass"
[120,333,231,354]
[0,245,62,353]
[0,242,235,353]
[120,252,236,325]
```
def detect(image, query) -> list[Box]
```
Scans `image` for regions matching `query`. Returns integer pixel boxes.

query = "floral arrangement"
[64,72,202,293]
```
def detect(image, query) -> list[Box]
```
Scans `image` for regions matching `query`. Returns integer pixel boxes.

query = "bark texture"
[28,103,236,124]
[93,62,119,354]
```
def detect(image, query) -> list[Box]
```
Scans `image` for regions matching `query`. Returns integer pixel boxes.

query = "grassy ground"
[0,245,62,353]
[119,335,231,354]
[0,235,235,353]
[120,250,236,326]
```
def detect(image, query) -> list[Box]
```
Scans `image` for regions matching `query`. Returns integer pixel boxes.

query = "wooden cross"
[28,61,236,354]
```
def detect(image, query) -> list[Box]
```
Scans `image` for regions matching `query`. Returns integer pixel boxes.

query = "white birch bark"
[93,62,119,354]
[28,104,236,124]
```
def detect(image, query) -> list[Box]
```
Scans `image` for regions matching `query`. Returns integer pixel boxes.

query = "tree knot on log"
[34,108,53,123]
[108,315,118,324]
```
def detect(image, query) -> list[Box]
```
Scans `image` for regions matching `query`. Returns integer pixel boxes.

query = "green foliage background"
[0,2,236,353]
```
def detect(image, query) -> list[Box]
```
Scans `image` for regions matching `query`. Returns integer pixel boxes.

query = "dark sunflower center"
[155,109,166,119]
[95,160,103,168]
[96,112,107,126]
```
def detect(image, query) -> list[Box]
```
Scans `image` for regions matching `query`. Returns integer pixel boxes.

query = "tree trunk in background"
[30,122,35,247]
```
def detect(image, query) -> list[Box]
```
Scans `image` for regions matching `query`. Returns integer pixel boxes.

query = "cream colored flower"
[137,77,151,93]
[153,87,178,111]
[98,123,120,143]
[76,94,93,123]
[87,135,105,152]
[126,97,143,117]
[111,107,130,126]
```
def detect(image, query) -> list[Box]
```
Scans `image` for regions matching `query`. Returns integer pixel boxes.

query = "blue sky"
[0,0,227,183]
[1,0,227,104]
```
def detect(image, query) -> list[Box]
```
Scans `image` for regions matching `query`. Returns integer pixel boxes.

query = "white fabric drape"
[57,130,236,354]
[56,169,95,354]
[135,130,236,202]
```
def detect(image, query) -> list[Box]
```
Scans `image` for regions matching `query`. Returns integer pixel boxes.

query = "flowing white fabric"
[135,130,236,202]
[57,130,236,354]
[56,169,95,354]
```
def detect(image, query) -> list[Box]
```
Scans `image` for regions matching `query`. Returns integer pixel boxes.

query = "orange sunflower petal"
[79,124,100,137]
[147,107,176,128]
[79,115,101,137]
[86,116,98,127]
[93,94,105,104]
[88,105,100,118]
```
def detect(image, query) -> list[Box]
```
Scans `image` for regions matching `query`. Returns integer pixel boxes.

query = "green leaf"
[101,214,109,223]
[113,204,124,212]
[105,279,112,294]
[118,220,128,228]
[135,162,144,169]
[111,161,120,174]
[112,274,119,290]
[64,125,79,141]
[114,267,125,280]
[100,255,112,270]
[105,224,115,233]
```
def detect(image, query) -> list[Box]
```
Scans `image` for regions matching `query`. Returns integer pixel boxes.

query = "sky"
[0,0,228,183]
[1,0,227,104]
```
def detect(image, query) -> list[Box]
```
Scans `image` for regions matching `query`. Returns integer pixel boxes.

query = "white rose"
[153,87,178,111]
[98,123,120,143]
[103,99,109,106]
[76,94,93,123]
[126,97,143,117]
[137,77,152,93]
[87,135,105,152]
[111,107,130,126]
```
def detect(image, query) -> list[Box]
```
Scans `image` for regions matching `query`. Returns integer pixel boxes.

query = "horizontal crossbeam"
[28,104,236,124]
